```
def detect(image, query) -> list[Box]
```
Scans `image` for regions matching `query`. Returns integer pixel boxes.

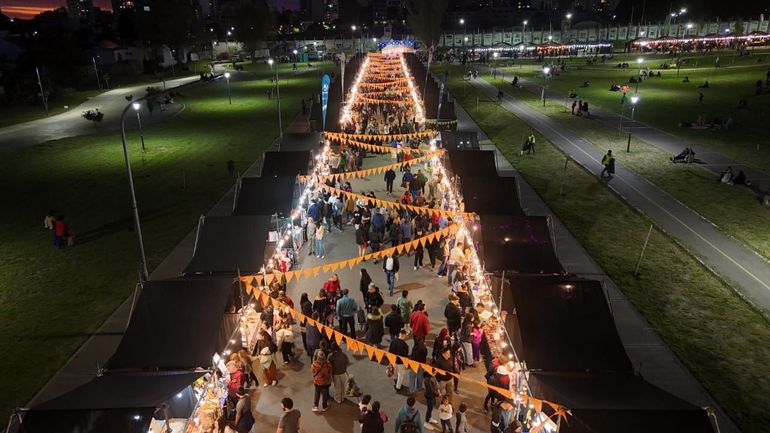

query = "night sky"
[2,0,299,19]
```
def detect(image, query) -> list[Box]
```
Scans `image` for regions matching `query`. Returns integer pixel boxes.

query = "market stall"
[232,176,298,217]
[527,371,716,433]
[497,275,632,374]
[261,150,313,177]
[438,130,480,150]
[459,176,523,215]
[184,215,275,276]
[106,278,241,371]
[446,149,498,177]
[479,215,564,275]
[19,371,204,433]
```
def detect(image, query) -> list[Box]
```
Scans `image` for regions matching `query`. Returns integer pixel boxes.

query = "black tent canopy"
[261,150,312,177]
[479,214,562,274]
[21,371,204,433]
[439,131,479,150]
[501,276,632,374]
[107,278,238,370]
[528,372,715,433]
[184,215,272,276]
[447,150,497,177]
[233,176,297,217]
[460,176,522,215]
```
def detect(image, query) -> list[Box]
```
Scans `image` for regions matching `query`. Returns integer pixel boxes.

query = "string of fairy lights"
[211,51,558,431]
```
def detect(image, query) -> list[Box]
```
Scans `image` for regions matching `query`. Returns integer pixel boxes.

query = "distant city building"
[111,0,136,12]
[67,0,94,20]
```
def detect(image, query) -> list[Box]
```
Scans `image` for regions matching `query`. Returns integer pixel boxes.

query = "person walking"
[315,223,326,259]
[365,306,385,347]
[397,290,414,331]
[328,342,349,403]
[409,303,430,340]
[423,371,440,429]
[395,396,423,433]
[360,400,386,433]
[600,150,615,179]
[311,351,333,412]
[360,268,373,299]
[383,253,400,296]
[385,168,397,194]
[299,293,313,357]
[408,336,428,394]
[438,397,453,433]
[356,224,369,257]
[256,330,278,387]
[385,305,405,340]
[276,323,296,364]
[234,387,255,433]
[444,295,463,336]
[336,289,358,338]
[307,218,317,256]
[389,329,410,392]
[434,349,456,404]
[277,397,301,433]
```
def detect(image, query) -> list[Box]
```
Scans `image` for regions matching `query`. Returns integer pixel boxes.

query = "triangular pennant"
[405,359,421,373]
[315,320,325,333]
[334,331,344,345]
[303,269,314,278]
[330,262,340,272]
[364,344,376,360]
[324,326,335,339]
[345,336,357,352]
[384,353,397,365]
[374,348,386,364]
[322,264,332,273]
[348,259,358,269]
[312,267,320,277]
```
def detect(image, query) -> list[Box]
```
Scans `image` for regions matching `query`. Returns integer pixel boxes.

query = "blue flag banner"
[321,74,330,131]
[437,72,447,119]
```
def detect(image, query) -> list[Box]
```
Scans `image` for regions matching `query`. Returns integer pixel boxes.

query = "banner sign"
[321,74,330,131]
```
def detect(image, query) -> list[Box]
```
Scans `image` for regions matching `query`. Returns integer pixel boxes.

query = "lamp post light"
[268,58,283,144]
[492,52,499,78]
[636,57,643,92]
[224,71,232,104]
[120,101,149,280]
[566,12,573,30]
[351,25,358,56]
[132,102,146,152]
[542,66,550,106]
[626,95,639,152]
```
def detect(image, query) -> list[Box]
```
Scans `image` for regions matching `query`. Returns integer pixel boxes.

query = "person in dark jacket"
[306,312,324,357]
[389,329,411,391]
[360,268,373,299]
[385,304,405,340]
[360,400,385,433]
[444,295,463,335]
[384,168,396,194]
[300,293,313,357]
[356,225,369,257]
[365,307,385,347]
[364,283,385,313]
[409,336,428,393]
[389,217,402,246]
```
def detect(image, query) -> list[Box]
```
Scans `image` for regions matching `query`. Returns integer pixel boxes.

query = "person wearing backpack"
[360,400,387,433]
[311,351,333,412]
[234,387,255,433]
[395,396,423,433]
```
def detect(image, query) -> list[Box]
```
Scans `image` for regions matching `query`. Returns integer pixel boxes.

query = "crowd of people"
[214,52,528,433]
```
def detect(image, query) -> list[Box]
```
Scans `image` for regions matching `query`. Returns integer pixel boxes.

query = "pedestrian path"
[513,73,770,192]
[468,76,770,318]
[451,94,740,433]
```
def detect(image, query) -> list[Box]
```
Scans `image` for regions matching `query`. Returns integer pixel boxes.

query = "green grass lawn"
[0,63,322,420]
[464,69,770,267]
[0,89,103,128]
[491,52,770,174]
[438,65,770,433]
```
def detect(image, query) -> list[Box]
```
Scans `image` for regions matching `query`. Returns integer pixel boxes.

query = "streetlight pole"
[626,95,639,152]
[351,25,358,57]
[636,57,643,93]
[224,71,232,104]
[542,66,550,107]
[93,56,102,89]
[132,102,146,152]
[268,59,283,144]
[35,66,49,117]
[120,102,150,280]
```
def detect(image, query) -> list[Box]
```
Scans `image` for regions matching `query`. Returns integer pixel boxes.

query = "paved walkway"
[513,72,770,193]
[0,76,201,148]
[452,96,740,433]
[466,76,770,318]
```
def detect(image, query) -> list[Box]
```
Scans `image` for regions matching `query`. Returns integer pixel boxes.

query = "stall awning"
[459,177,523,215]
[262,150,312,177]
[479,214,562,274]
[447,150,497,177]
[21,372,204,433]
[183,215,272,275]
[107,278,237,370]
[528,372,715,433]
[502,275,632,374]
[233,176,296,216]
[439,131,479,150]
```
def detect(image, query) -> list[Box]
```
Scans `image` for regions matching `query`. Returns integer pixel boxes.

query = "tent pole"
[192,215,205,257]
[162,404,172,433]
[126,282,142,330]
[499,270,506,308]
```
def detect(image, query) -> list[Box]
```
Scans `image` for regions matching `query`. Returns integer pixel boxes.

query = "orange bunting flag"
[374,348,386,364]
[385,353,398,366]
[334,331,344,345]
